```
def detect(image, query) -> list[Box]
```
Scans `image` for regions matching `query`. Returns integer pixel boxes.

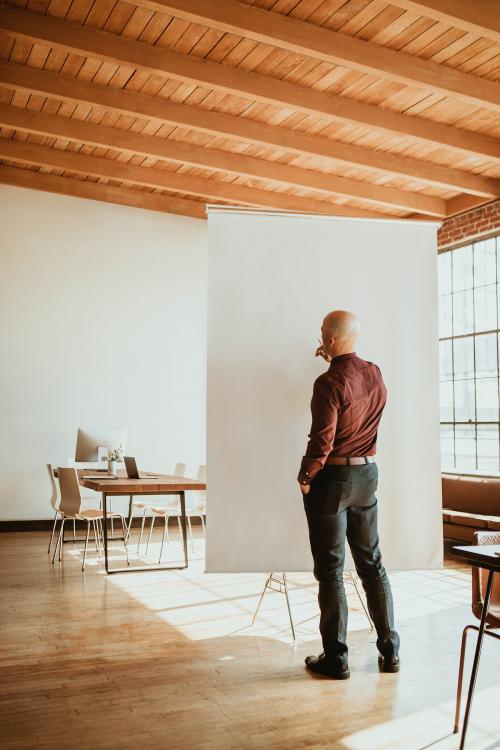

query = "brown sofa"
[442,474,500,542]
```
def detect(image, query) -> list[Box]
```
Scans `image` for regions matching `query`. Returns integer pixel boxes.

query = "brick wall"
[437,200,500,250]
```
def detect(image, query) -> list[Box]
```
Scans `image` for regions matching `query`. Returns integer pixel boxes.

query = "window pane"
[438,251,452,296]
[474,284,497,332]
[439,237,500,476]
[453,337,474,380]
[476,378,499,421]
[439,294,452,337]
[440,425,455,469]
[452,245,473,291]
[477,425,499,472]
[475,333,498,379]
[474,238,496,288]
[439,340,453,380]
[454,379,475,422]
[453,290,474,336]
[455,424,476,471]
[440,381,454,421]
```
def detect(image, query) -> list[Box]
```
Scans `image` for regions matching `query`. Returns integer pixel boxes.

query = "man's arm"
[298,377,339,488]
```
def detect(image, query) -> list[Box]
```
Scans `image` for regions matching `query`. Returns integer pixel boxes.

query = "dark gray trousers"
[303,462,399,663]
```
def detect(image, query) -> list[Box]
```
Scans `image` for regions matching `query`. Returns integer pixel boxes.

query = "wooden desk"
[62,470,206,574]
[452,544,500,750]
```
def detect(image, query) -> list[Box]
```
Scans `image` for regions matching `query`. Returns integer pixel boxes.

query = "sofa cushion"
[443,523,475,542]
[449,512,489,529]
[488,519,500,530]
[442,511,452,523]
[442,474,500,516]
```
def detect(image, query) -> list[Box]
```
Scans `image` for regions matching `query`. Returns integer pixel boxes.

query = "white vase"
[108,460,117,476]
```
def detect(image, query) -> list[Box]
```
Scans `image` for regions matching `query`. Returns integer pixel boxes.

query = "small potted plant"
[107,445,123,476]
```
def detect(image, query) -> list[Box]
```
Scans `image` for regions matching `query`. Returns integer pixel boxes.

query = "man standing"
[298,310,399,679]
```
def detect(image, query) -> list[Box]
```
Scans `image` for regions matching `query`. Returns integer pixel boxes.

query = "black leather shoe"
[378,654,400,673]
[305,653,350,679]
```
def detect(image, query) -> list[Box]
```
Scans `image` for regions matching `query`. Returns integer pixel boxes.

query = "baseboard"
[0,516,205,532]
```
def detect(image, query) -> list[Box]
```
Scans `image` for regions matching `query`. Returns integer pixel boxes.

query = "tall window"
[438,235,500,474]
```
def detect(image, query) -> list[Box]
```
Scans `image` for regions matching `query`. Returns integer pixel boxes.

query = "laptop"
[124,456,152,480]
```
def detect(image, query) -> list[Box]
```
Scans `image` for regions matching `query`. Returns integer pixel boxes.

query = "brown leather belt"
[326,456,375,466]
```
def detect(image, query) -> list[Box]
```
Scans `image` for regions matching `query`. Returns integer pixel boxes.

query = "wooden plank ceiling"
[0,0,499,222]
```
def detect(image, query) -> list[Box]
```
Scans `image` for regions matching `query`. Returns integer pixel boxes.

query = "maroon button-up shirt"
[298,352,387,484]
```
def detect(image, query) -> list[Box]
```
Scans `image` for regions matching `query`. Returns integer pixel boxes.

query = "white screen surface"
[206,209,442,573]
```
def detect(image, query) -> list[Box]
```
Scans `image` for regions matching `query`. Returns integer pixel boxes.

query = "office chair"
[151,464,206,561]
[133,462,187,552]
[52,468,129,571]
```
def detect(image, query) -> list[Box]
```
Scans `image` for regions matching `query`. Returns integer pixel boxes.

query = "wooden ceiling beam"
[0,105,445,215]
[135,0,500,112]
[0,63,497,196]
[0,137,387,218]
[1,8,498,162]
[0,164,207,219]
[392,1,500,45]
[445,194,493,217]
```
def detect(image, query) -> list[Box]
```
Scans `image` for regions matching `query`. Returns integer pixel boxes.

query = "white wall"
[206,209,442,572]
[0,185,207,520]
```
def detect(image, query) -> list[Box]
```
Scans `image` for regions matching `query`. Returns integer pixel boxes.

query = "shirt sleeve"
[298,377,339,484]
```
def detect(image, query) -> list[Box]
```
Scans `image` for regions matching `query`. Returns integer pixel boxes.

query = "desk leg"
[102,492,109,574]
[459,569,494,750]
[180,491,189,568]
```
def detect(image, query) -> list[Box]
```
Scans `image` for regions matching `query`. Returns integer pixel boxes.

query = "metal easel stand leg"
[252,572,296,641]
[347,571,374,630]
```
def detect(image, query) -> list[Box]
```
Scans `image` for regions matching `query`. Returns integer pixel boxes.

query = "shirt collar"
[329,352,357,368]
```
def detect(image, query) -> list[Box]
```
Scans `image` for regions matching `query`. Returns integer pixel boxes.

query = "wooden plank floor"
[0,529,499,750]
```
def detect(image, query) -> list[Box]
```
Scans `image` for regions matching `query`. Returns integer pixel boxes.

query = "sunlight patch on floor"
[107,535,471,647]
[340,685,500,750]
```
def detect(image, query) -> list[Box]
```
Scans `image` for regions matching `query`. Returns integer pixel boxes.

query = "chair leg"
[145,516,155,554]
[159,517,168,563]
[58,518,66,561]
[125,508,134,543]
[48,512,59,553]
[200,514,206,536]
[82,522,91,571]
[454,625,474,734]
[52,518,64,564]
[137,510,146,552]
[73,519,76,542]
[187,516,195,553]
[176,515,182,540]
[120,516,130,566]
[92,520,100,555]
[165,516,170,543]
[97,520,104,556]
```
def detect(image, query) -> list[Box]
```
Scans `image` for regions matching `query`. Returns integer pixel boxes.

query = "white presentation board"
[206,208,442,573]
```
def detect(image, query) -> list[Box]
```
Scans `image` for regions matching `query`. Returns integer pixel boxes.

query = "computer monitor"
[75,428,128,463]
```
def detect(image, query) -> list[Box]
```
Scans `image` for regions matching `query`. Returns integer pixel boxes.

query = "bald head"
[321,310,360,358]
